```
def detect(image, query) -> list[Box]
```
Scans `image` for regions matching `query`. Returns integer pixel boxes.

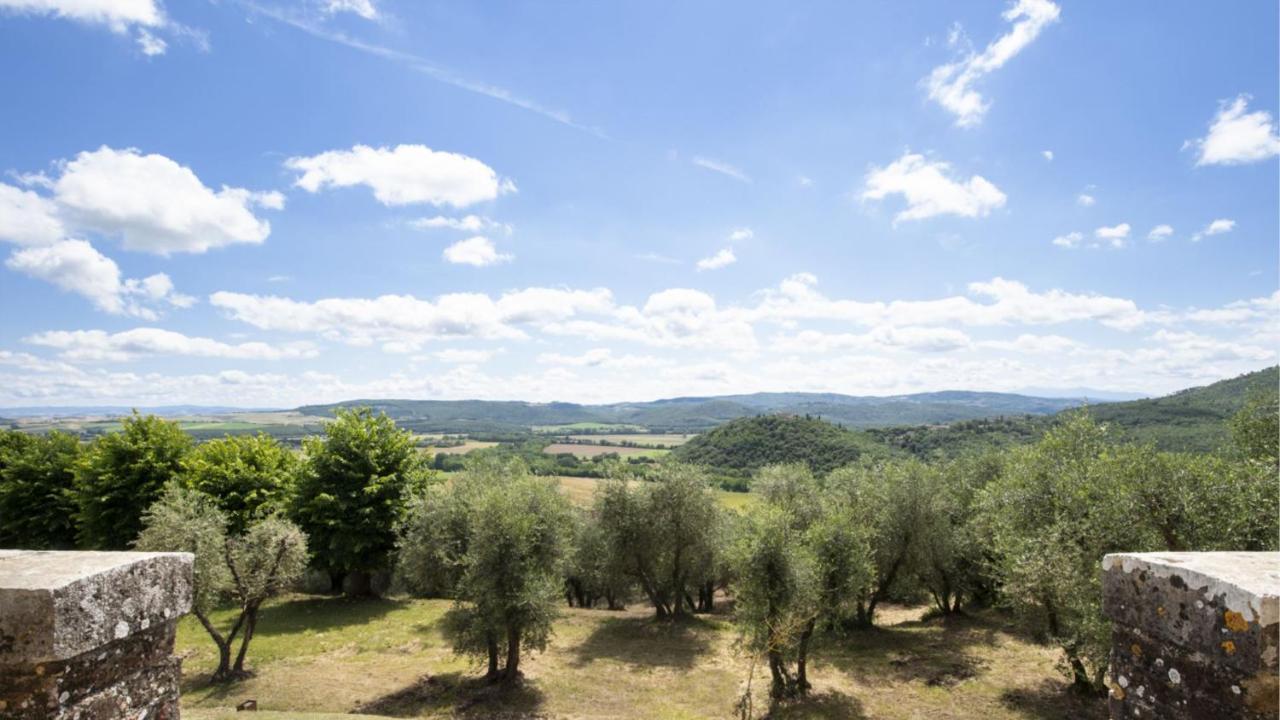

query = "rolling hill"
[296,389,1087,433]
[670,414,897,478]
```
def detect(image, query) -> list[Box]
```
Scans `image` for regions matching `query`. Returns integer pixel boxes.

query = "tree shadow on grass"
[352,672,547,719]
[769,689,868,719]
[1000,679,1108,720]
[249,595,407,637]
[568,615,715,670]
[821,612,1000,688]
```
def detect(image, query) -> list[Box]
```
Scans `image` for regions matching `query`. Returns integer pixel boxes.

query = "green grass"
[178,595,1105,719]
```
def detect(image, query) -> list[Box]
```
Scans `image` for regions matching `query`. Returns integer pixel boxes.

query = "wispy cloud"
[692,156,751,183]
[242,1,607,138]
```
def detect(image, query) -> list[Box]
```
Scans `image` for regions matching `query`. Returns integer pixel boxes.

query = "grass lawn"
[177,594,1105,720]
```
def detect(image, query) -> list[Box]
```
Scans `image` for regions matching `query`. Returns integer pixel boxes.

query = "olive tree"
[595,463,722,619]
[0,430,81,549]
[564,509,631,610]
[735,464,872,700]
[292,408,428,595]
[825,460,929,627]
[137,484,308,681]
[77,413,192,549]
[399,458,571,683]
[184,433,296,534]
[977,412,1138,695]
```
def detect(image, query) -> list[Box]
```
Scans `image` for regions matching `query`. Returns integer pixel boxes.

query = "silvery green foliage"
[136,482,232,614]
[227,515,308,603]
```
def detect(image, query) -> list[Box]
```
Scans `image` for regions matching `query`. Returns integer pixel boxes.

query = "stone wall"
[1102,552,1280,719]
[0,550,193,719]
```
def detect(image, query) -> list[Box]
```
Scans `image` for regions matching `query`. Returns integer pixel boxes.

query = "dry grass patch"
[178,594,1105,719]
[542,443,669,458]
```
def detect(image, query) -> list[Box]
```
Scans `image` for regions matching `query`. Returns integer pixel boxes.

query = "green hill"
[1088,366,1278,452]
[671,414,896,478]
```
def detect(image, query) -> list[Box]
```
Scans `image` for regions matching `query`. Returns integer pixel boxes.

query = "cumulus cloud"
[1191,218,1235,242]
[1041,150,1054,161]
[1147,224,1174,241]
[209,286,615,351]
[0,0,172,54]
[5,240,193,318]
[691,156,751,183]
[537,348,669,369]
[286,144,514,207]
[924,0,1061,127]
[728,227,754,242]
[431,348,499,364]
[862,152,1006,222]
[49,147,277,254]
[324,0,378,20]
[25,328,317,362]
[442,236,513,266]
[0,183,64,246]
[1076,193,1096,207]
[1189,95,1280,166]
[696,248,736,271]
[411,215,509,233]
[1094,223,1130,247]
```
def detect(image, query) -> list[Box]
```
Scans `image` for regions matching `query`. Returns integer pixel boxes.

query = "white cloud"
[1191,218,1235,242]
[862,152,1006,222]
[537,348,669,369]
[0,0,170,54]
[751,273,1151,331]
[209,286,615,351]
[1041,150,1054,161]
[1147,224,1174,241]
[431,348,498,364]
[728,227,754,242]
[691,156,751,183]
[5,240,191,318]
[0,183,64,246]
[51,146,277,254]
[1184,291,1279,326]
[411,214,509,233]
[981,333,1081,354]
[25,328,317,362]
[442,236,513,267]
[924,0,1061,127]
[1052,231,1083,249]
[696,248,736,271]
[1094,223,1130,247]
[1076,193,1096,207]
[1190,95,1280,166]
[324,0,378,20]
[286,144,514,207]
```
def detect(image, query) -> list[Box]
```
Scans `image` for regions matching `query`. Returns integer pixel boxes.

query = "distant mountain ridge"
[296,389,1091,432]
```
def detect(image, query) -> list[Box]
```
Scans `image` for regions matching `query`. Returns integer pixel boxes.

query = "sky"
[0,0,1276,408]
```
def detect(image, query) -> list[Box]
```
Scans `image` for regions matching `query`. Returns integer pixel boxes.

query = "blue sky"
[0,0,1276,407]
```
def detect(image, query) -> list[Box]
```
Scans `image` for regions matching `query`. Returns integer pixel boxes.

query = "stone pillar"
[0,550,193,719]
[1101,552,1280,719]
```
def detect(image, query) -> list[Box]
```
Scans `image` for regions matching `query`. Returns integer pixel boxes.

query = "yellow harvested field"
[428,441,499,455]
[543,443,668,458]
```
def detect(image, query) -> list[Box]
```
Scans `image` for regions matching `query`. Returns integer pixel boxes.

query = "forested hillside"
[670,414,896,479]
[1088,366,1279,452]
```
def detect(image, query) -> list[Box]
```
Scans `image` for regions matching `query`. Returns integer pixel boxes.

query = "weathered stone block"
[0,550,193,719]
[1102,552,1280,719]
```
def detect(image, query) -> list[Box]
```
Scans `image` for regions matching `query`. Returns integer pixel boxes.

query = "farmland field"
[177,594,1105,719]
[542,443,669,458]
[567,433,696,447]
[533,422,647,433]
[427,440,499,455]
[554,475,753,511]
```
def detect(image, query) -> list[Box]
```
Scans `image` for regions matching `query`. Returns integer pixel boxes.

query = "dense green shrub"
[76,413,192,549]
[0,430,82,549]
